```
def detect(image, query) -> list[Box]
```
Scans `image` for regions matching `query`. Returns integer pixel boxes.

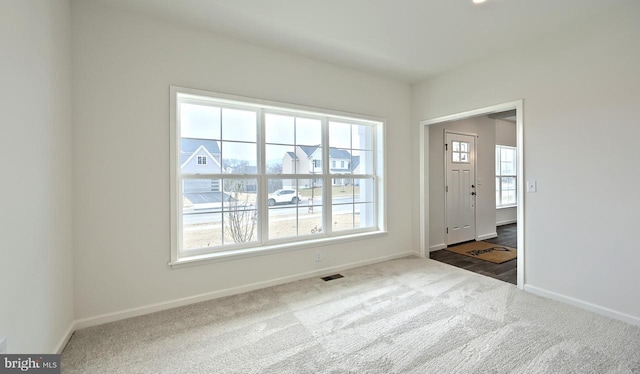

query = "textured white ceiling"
[82,0,631,82]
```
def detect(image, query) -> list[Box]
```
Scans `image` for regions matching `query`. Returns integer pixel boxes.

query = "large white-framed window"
[170,86,385,266]
[496,145,517,207]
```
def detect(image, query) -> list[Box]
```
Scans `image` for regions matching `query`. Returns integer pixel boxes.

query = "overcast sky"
[180,102,371,164]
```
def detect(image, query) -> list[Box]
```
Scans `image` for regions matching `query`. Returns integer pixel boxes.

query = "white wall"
[495,119,516,148]
[495,119,517,226]
[71,1,413,321]
[496,206,516,227]
[0,0,74,352]
[413,3,640,322]
[428,117,497,250]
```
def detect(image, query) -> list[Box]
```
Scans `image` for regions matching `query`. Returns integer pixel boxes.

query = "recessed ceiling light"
[473,0,487,4]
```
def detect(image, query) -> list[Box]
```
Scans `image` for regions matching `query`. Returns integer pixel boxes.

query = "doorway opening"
[419,101,524,288]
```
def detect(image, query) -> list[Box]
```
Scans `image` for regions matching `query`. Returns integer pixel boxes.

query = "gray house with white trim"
[281,145,361,188]
[180,138,227,207]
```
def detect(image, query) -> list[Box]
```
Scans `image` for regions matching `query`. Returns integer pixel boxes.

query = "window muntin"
[173,89,383,261]
[496,145,517,207]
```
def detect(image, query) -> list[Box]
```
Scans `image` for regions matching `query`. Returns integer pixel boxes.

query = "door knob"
[471,192,476,196]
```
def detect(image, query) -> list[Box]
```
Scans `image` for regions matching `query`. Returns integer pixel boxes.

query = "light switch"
[527,180,537,193]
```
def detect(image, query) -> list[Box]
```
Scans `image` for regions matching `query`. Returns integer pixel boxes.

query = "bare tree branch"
[225,180,257,243]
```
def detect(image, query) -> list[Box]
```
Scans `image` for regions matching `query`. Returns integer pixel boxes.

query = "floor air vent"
[321,274,344,281]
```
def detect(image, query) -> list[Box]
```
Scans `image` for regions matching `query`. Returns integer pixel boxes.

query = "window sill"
[169,230,388,269]
[496,205,517,210]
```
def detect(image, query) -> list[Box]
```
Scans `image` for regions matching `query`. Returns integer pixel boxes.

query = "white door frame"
[419,100,525,289]
[444,130,478,245]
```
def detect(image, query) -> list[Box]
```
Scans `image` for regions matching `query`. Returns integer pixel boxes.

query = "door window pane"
[452,141,470,164]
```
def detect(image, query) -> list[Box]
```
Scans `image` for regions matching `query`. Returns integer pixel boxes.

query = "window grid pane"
[328,121,376,235]
[181,177,258,250]
[265,114,323,176]
[176,92,381,257]
[268,178,324,240]
[496,145,517,207]
[222,178,258,246]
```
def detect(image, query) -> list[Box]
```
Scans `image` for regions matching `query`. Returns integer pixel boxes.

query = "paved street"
[183,196,362,224]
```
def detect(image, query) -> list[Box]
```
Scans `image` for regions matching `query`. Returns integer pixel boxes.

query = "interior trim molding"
[524,284,640,327]
[419,99,525,290]
[429,243,447,252]
[55,323,75,354]
[72,251,417,330]
[477,232,498,241]
[497,219,517,226]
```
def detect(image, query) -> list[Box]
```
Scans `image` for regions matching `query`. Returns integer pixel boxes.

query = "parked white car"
[268,189,301,206]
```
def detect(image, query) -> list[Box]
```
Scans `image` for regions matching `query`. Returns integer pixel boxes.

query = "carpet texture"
[446,241,517,264]
[62,258,640,373]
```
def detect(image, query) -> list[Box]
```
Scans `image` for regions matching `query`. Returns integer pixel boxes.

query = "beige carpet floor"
[62,258,640,373]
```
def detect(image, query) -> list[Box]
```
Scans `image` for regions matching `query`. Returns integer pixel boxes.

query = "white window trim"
[496,145,517,208]
[169,86,386,268]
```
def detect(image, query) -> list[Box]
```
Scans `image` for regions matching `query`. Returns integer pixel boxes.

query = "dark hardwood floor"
[484,223,517,249]
[430,223,517,285]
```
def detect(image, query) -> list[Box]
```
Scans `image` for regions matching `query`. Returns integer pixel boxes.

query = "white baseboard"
[524,284,640,327]
[429,243,446,252]
[497,219,517,226]
[477,232,497,241]
[73,251,416,330]
[54,322,75,354]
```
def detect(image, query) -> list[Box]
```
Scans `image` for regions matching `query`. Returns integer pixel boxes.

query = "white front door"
[445,132,476,245]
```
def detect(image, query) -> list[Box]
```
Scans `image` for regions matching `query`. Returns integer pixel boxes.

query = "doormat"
[445,241,517,264]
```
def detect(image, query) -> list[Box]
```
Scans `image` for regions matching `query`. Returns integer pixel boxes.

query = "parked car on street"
[268,189,301,206]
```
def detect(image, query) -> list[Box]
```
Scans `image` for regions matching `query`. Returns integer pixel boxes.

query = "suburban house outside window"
[496,145,517,207]
[170,87,385,265]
